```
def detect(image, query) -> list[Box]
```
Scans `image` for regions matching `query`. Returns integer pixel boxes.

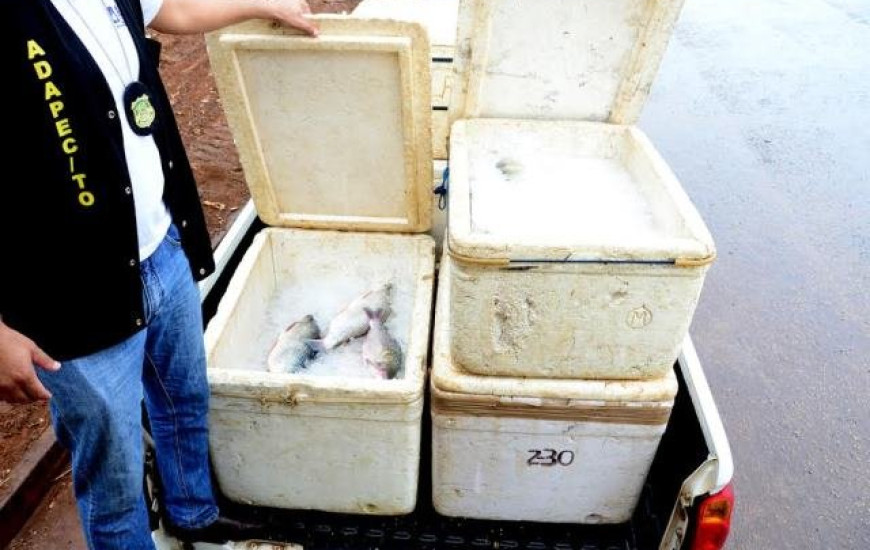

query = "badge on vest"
[123,81,156,136]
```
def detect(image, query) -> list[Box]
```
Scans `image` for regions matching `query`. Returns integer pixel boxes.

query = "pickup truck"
[145,199,735,550]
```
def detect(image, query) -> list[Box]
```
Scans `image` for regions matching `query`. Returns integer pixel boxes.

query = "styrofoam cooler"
[203,17,436,514]
[354,0,460,160]
[447,120,715,380]
[431,258,678,523]
[205,230,434,513]
[445,0,715,380]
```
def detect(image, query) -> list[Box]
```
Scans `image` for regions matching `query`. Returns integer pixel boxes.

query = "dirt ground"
[0,402,49,491]
[2,1,361,542]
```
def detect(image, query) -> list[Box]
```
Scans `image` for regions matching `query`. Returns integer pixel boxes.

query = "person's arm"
[0,318,60,403]
[150,0,319,37]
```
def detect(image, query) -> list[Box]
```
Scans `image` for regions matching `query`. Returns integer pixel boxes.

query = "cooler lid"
[450,0,686,124]
[205,17,433,233]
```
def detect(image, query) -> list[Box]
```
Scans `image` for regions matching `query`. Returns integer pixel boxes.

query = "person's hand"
[264,0,319,37]
[0,320,60,403]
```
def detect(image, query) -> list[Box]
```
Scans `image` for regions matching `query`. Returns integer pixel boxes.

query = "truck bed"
[146,217,713,550]
[150,362,706,550]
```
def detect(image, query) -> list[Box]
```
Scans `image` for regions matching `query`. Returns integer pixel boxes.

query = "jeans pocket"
[165,223,183,248]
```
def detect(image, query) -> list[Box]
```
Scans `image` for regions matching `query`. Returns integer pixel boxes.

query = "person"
[0,0,318,547]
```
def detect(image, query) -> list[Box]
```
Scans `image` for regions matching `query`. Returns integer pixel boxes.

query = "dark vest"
[0,0,215,360]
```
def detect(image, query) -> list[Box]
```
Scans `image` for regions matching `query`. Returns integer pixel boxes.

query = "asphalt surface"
[638,0,870,547]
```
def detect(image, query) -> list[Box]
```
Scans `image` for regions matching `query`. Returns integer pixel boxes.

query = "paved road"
[639,0,870,547]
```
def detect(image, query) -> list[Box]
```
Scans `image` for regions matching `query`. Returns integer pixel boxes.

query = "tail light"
[689,483,734,550]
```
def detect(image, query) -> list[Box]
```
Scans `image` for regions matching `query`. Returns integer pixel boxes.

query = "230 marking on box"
[527,449,575,467]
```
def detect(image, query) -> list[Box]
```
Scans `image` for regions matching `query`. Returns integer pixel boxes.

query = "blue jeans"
[38,224,218,550]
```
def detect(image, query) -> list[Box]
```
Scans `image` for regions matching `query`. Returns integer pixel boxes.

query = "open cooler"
[431,258,678,523]
[203,17,436,514]
[446,0,715,380]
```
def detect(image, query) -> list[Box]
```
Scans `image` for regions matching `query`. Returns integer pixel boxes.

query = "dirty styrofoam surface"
[205,17,433,232]
[431,266,676,523]
[450,119,714,257]
[446,118,714,380]
[205,229,435,513]
[450,0,686,124]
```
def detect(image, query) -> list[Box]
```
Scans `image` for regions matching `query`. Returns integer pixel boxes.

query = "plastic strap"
[433,165,449,211]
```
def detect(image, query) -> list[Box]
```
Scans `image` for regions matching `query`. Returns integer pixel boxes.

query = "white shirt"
[52,0,171,261]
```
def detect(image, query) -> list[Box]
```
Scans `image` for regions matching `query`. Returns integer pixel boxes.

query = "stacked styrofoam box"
[431,0,715,523]
[431,260,678,523]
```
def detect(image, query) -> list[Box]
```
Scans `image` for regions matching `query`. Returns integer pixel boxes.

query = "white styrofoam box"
[431,261,678,523]
[205,229,436,513]
[203,18,439,514]
[450,0,686,125]
[205,17,433,232]
[431,60,454,160]
[353,0,459,159]
[447,119,715,379]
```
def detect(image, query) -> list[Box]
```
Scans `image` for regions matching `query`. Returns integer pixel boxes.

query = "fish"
[308,283,393,351]
[361,307,403,380]
[266,315,321,373]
